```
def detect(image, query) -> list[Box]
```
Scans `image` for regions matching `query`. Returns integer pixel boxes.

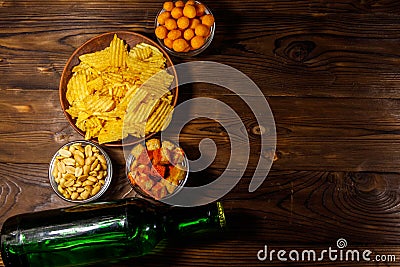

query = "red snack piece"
[137,173,155,191]
[152,148,162,165]
[171,147,185,165]
[168,165,175,178]
[137,164,151,175]
[147,150,154,161]
[154,165,167,178]
[169,165,185,183]
[137,151,151,165]
[160,147,171,165]
[151,183,168,200]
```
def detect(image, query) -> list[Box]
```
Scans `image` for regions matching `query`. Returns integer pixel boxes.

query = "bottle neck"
[163,202,226,236]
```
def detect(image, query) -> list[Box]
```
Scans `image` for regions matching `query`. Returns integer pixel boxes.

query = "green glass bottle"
[1,198,226,267]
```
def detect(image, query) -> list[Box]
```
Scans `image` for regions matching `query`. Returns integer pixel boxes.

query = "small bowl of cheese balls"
[155,1,215,57]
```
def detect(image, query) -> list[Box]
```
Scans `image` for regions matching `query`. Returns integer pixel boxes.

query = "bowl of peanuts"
[154,0,215,57]
[48,140,113,203]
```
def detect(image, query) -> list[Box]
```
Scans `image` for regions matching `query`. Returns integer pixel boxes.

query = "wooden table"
[2,0,400,266]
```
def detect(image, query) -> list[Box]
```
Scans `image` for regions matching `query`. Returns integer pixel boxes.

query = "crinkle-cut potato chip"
[109,35,128,68]
[79,48,111,71]
[130,44,153,61]
[66,72,89,104]
[65,34,175,144]
[145,99,174,133]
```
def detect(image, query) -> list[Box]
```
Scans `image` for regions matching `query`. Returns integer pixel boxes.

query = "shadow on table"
[100,211,260,267]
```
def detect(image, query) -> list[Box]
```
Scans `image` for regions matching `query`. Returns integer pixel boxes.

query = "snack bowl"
[126,138,189,200]
[49,140,113,203]
[59,31,179,147]
[154,1,215,57]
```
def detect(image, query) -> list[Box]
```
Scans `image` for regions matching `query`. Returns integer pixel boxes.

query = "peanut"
[91,185,101,196]
[75,166,83,177]
[71,192,79,200]
[63,158,75,166]
[74,154,85,166]
[80,190,90,200]
[76,187,85,193]
[59,148,72,158]
[73,150,85,160]
[65,166,76,174]
[88,176,98,183]
[90,159,99,171]
[85,145,93,157]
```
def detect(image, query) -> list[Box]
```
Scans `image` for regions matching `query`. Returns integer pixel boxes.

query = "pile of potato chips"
[66,34,175,144]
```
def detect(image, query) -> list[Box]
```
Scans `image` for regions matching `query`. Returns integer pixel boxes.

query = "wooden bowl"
[59,31,178,147]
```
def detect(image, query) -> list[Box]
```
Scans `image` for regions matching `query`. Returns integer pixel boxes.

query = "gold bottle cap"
[216,202,226,229]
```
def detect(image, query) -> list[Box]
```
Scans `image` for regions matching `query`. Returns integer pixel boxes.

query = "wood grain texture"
[2,0,400,266]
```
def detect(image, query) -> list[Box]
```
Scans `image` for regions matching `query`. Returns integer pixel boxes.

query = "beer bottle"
[1,198,226,267]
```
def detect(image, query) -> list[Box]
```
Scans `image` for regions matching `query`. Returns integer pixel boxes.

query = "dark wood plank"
[2,0,400,15]
[0,89,82,163]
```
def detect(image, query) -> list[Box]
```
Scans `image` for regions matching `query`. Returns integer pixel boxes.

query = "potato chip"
[109,34,128,68]
[79,48,110,71]
[66,34,176,144]
[66,72,89,104]
[84,95,115,113]
[145,100,174,132]
[98,119,126,144]
[140,70,175,98]
[87,76,103,95]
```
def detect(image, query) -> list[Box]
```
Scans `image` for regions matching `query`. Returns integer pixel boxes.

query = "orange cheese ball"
[194,24,209,37]
[171,7,183,19]
[163,1,174,11]
[183,28,195,41]
[177,16,190,29]
[195,4,206,17]
[201,14,215,27]
[164,18,178,30]
[167,29,182,40]
[183,4,196,19]
[157,11,171,25]
[191,35,205,50]
[189,18,201,29]
[164,38,174,49]
[155,25,168,39]
[186,0,196,6]
[173,38,189,52]
[175,0,185,8]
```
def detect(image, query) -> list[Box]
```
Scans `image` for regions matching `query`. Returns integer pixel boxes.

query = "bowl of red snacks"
[126,138,189,200]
